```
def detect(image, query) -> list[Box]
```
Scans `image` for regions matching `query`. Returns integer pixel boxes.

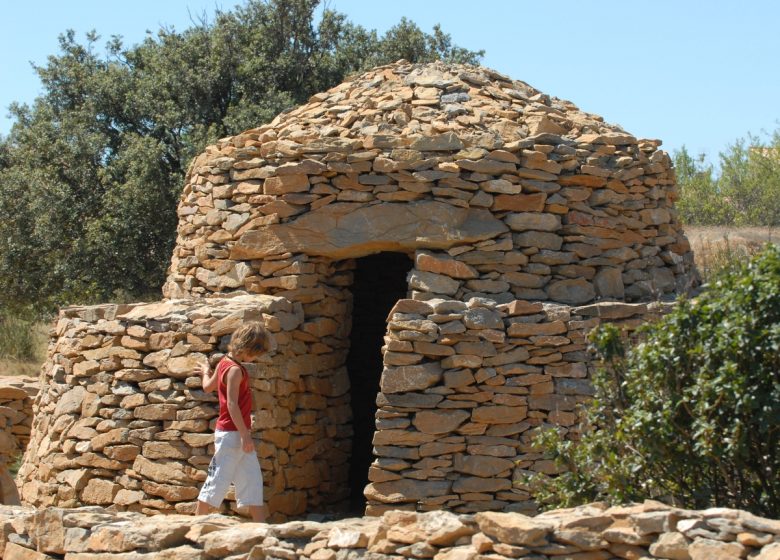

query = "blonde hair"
[228,322,271,356]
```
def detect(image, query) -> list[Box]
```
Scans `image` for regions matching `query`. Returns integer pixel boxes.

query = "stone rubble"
[1,501,778,559]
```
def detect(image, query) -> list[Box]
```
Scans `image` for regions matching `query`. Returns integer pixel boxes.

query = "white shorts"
[198,430,264,508]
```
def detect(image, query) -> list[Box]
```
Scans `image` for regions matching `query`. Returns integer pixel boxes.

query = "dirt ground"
[0,359,41,377]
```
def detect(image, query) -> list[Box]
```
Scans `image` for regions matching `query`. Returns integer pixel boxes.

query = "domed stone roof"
[235,60,631,153]
[166,60,694,304]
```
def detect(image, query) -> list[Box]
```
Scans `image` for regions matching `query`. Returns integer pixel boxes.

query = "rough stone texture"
[163,61,696,303]
[0,377,37,505]
[16,61,699,518]
[16,296,353,521]
[362,298,671,514]
[17,296,670,518]
[0,501,778,560]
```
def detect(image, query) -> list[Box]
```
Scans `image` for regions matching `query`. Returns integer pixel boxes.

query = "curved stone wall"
[17,296,354,520]
[365,299,671,515]
[0,376,37,504]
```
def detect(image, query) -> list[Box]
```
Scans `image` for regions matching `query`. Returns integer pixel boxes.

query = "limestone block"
[453,455,514,477]
[372,430,436,446]
[131,456,199,485]
[54,388,86,417]
[4,542,53,560]
[412,410,470,434]
[410,132,464,151]
[81,479,120,505]
[263,174,310,195]
[647,531,692,559]
[475,511,554,547]
[687,537,745,560]
[547,278,596,305]
[416,251,478,279]
[141,481,199,502]
[594,267,625,299]
[508,320,566,338]
[471,406,527,424]
[231,201,508,259]
[640,207,671,225]
[133,404,178,421]
[505,213,562,232]
[462,308,503,330]
[364,480,453,503]
[380,363,443,394]
[755,543,780,560]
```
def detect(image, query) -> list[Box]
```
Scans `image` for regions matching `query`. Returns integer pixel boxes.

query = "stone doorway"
[345,252,414,513]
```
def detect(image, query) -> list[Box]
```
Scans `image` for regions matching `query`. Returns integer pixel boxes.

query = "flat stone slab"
[231,201,508,259]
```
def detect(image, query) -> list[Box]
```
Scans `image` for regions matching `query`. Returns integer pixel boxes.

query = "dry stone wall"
[366,299,671,515]
[1,501,779,560]
[16,296,355,521]
[0,377,36,468]
[16,294,668,519]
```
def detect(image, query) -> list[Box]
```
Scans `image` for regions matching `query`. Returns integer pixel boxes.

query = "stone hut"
[17,61,696,521]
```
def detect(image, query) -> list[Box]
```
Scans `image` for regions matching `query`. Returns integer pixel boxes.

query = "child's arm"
[225,366,254,453]
[199,362,218,393]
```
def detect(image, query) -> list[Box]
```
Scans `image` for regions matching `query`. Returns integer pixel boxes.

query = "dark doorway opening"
[345,252,414,514]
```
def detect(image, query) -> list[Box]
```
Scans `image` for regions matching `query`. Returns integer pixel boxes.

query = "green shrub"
[528,244,780,517]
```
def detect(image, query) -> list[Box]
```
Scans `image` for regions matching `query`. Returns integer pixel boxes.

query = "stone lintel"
[230,201,508,260]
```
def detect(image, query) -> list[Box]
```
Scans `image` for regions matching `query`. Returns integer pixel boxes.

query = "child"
[195,321,271,522]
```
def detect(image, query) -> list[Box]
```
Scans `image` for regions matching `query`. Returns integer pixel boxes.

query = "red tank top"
[215,356,253,432]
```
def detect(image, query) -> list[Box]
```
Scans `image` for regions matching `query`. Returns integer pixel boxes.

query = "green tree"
[675,128,780,227]
[717,131,780,226]
[673,146,722,225]
[0,0,483,313]
[528,244,780,517]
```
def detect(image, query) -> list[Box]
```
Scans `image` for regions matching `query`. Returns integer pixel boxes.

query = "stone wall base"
[0,501,778,559]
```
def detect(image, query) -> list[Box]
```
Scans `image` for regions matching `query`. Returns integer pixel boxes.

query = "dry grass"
[684,226,779,283]
[0,359,43,377]
[0,319,48,377]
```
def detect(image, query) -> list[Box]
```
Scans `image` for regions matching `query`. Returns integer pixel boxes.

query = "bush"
[528,244,780,517]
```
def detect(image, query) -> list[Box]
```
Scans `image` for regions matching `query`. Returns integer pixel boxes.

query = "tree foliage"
[0,0,483,313]
[529,244,780,517]
[675,128,780,226]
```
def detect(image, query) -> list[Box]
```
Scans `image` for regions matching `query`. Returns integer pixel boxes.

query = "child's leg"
[248,505,266,523]
[197,431,242,514]
[195,500,212,515]
[234,451,265,522]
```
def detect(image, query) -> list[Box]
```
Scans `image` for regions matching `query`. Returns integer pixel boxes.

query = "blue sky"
[2,0,779,163]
